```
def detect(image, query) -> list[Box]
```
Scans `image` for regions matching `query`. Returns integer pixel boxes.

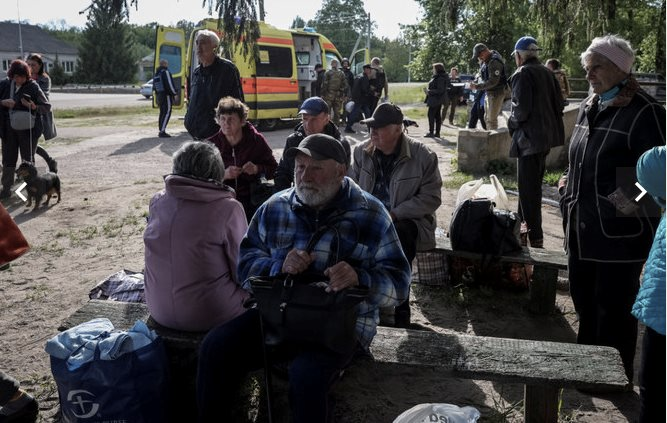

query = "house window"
[2,60,11,72]
[64,61,75,73]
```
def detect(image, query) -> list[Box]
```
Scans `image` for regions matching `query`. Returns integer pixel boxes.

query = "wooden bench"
[60,299,629,423]
[426,237,568,314]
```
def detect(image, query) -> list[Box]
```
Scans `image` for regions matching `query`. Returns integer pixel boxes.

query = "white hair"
[196,29,220,47]
[581,34,635,73]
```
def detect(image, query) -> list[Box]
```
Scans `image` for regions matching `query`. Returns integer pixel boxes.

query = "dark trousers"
[1,127,38,190]
[346,103,371,130]
[441,96,457,123]
[517,152,547,243]
[568,242,641,380]
[197,309,355,423]
[157,92,173,133]
[467,93,486,129]
[639,326,665,423]
[427,105,442,135]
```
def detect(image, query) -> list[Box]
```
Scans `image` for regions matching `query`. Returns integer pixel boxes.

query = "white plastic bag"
[393,403,481,423]
[455,174,510,210]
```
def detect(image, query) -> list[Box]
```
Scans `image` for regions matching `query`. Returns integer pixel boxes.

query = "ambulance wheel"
[258,119,278,131]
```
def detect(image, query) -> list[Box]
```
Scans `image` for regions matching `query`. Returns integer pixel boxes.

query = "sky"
[12,0,422,39]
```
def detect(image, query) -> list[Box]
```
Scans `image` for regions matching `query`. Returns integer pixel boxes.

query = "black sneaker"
[344,128,356,134]
[0,189,10,200]
[0,395,39,423]
[424,132,435,138]
[158,131,172,138]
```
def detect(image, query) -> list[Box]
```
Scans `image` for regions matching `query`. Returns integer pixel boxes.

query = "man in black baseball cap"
[285,133,347,165]
[351,103,442,328]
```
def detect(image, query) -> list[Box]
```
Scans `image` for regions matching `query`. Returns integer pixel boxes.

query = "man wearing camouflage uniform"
[321,59,348,126]
[470,43,509,130]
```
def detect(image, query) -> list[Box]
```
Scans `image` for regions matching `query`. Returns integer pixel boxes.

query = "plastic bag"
[394,403,480,423]
[455,174,510,210]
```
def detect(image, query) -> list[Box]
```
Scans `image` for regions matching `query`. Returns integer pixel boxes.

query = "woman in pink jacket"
[144,141,249,332]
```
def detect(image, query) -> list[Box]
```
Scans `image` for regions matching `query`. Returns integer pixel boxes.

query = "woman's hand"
[224,166,243,180]
[20,98,35,110]
[242,162,258,175]
[1,99,16,109]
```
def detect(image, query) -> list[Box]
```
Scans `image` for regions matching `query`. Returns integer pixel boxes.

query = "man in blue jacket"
[153,59,178,138]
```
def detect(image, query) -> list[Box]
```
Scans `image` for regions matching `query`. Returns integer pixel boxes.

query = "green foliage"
[311,0,372,59]
[76,0,137,83]
[49,55,68,86]
[42,25,84,49]
[485,159,515,177]
[290,16,306,29]
[203,0,260,58]
[413,0,665,80]
[543,169,564,186]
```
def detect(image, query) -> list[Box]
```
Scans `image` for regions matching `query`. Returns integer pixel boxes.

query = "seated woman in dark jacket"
[207,96,278,221]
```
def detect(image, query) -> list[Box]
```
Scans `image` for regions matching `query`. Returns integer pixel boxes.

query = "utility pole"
[16,0,24,57]
[258,0,265,21]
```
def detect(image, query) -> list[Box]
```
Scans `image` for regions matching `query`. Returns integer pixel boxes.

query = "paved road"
[50,92,151,110]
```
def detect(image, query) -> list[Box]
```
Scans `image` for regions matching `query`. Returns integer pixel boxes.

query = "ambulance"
[155,19,343,130]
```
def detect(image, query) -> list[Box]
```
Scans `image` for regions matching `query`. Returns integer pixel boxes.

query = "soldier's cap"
[471,43,488,60]
[298,97,329,115]
[512,36,541,56]
[361,103,404,128]
[285,134,346,164]
[362,63,372,70]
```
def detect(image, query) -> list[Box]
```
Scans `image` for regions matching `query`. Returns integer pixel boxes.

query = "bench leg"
[528,266,558,314]
[524,384,559,423]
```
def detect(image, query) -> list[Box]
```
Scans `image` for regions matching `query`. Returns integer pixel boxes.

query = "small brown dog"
[16,162,61,211]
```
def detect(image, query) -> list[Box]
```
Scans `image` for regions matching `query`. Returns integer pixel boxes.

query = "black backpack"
[449,198,522,256]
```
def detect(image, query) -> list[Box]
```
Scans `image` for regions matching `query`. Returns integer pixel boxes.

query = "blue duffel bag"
[46,318,169,423]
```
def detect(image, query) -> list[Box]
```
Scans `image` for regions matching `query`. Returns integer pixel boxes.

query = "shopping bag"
[394,403,480,423]
[47,318,169,423]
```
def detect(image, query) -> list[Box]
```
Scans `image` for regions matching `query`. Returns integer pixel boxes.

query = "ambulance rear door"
[154,26,186,109]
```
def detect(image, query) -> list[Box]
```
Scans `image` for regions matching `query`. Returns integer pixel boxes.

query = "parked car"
[634,72,665,103]
[139,79,153,98]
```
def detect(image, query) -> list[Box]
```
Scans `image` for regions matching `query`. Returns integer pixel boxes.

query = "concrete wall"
[457,104,579,174]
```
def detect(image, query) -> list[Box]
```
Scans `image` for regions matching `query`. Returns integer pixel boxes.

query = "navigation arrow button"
[14,182,27,202]
[635,182,647,202]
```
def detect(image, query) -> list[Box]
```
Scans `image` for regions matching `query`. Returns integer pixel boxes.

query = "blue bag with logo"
[46,318,169,423]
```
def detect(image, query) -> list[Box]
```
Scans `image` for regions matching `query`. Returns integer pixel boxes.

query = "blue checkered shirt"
[239,177,410,349]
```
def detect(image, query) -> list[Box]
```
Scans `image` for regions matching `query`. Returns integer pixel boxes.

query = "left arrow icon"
[14,182,27,202]
[635,182,647,202]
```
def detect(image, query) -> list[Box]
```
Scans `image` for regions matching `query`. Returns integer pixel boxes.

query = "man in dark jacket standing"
[345,64,374,134]
[184,30,244,139]
[471,43,508,130]
[508,36,564,248]
[153,59,178,138]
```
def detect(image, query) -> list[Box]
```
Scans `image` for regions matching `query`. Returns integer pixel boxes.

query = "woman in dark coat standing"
[0,60,51,199]
[424,62,448,138]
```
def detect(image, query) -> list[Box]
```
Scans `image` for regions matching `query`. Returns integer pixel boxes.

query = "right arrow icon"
[635,182,647,202]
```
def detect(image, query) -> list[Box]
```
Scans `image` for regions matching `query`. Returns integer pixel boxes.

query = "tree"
[311,0,373,59]
[290,16,306,29]
[77,0,137,83]
[50,54,68,86]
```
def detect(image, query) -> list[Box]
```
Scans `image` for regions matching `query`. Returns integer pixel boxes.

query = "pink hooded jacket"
[144,175,250,331]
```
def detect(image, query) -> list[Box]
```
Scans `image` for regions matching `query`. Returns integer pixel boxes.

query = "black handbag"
[247,223,368,354]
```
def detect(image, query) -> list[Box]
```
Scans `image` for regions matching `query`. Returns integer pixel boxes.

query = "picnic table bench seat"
[60,299,628,423]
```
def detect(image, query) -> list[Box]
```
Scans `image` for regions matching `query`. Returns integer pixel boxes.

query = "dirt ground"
[0,111,643,422]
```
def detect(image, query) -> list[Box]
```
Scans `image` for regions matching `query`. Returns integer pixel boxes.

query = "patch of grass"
[101,213,145,238]
[33,240,65,256]
[54,105,153,119]
[443,170,476,189]
[543,169,564,186]
[485,387,524,422]
[391,84,427,104]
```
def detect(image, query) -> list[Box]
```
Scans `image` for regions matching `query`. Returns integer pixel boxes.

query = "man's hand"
[324,262,359,293]
[282,248,314,275]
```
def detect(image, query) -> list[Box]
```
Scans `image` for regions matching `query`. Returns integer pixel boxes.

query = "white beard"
[296,179,340,209]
